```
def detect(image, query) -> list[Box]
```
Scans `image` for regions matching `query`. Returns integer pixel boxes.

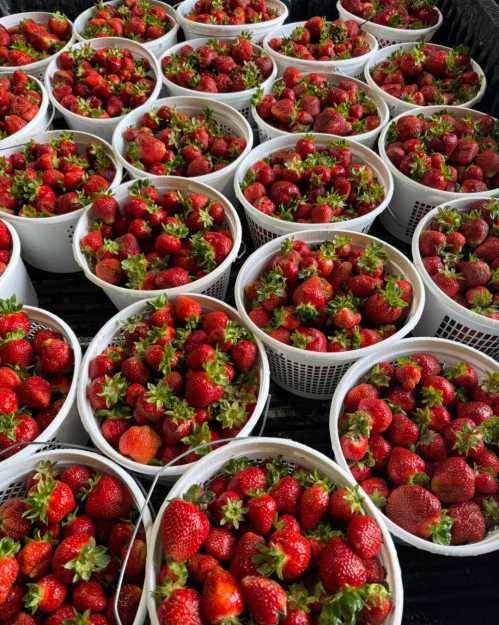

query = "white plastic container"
[263,21,378,79]
[74,0,179,59]
[159,38,277,122]
[112,96,253,199]
[0,75,51,150]
[73,177,242,310]
[77,295,270,481]
[0,220,37,306]
[234,229,425,400]
[176,0,288,43]
[145,437,404,625]
[0,12,75,80]
[412,198,499,358]
[330,337,499,556]
[251,72,390,147]
[0,305,83,470]
[45,37,162,143]
[364,43,487,117]
[235,133,394,247]
[0,130,122,273]
[337,0,443,48]
[0,447,151,625]
[378,105,499,244]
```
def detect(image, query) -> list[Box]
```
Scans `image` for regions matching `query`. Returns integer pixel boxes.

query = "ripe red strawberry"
[387,447,427,486]
[431,457,475,503]
[256,530,311,581]
[0,498,31,540]
[386,485,446,541]
[240,576,287,625]
[52,534,110,584]
[318,537,367,593]
[23,574,67,613]
[85,475,132,520]
[201,567,244,624]
[72,580,107,613]
[0,537,20,603]
[160,500,209,563]
[448,501,485,545]
[24,477,75,525]
[17,534,53,578]
[247,494,276,535]
[230,532,264,580]
[157,588,203,625]
[346,514,382,559]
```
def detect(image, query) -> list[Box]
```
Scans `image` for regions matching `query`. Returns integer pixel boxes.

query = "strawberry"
[346,514,382,559]
[72,580,107,613]
[430,457,475,503]
[17,534,53,578]
[329,486,363,521]
[230,532,264,580]
[247,494,276,535]
[160,500,209,563]
[157,588,203,625]
[201,567,244,624]
[240,576,287,625]
[24,476,75,525]
[23,575,67,613]
[0,537,20,603]
[318,537,366,593]
[85,475,132,520]
[385,485,448,541]
[0,498,31,540]
[448,501,485,545]
[387,447,427,486]
[255,530,311,581]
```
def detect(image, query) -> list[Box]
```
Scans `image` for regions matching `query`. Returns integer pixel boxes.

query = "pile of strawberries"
[81,0,174,43]
[156,455,393,625]
[0,132,116,217]
[339,354,499,545]
[0,13,71,67]
[185,0,279,25]
[240,136,386,222]
[253,67,382,135]
[370,44,481,106]
[80,180,234,289]
[86,295,260,466]
[418,199,499,320]
[161,36,274,93]
[0,458,145,625]
[0,297,74,455]
[0,220,12,276]
[267,17,371,62]
[385,111,499,192]
[244,235,413,352]
[122,105,246,176]
[341,0,440,29]
[50,44,157,119]
[0,71,43,140]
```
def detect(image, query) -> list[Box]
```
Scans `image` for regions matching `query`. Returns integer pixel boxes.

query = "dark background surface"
[2,0,499,622]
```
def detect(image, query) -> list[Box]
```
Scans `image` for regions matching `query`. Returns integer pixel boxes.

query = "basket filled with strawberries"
[0,447,152,625]
[262,17,378,79]
[337,0,442,48]
[73,178,242,310]
[74,0,179,59]
[45,37,161,142]
[0,72,50,150]
[378,106,499,244]
[365,43,486,117]
[0,130,122,273]
[0,12,74,80]
[159,36,277,121]
[234,134,393,247]
[146,436,403,625]
[112,96,252,199]
[234,229,425,399]
[251,68,389,147]
[412,198,499,358]
[0,296,83,467]
[176,0,288,44]
[77,293,270,480]
[330,337,499,555]
[0,220,37,306]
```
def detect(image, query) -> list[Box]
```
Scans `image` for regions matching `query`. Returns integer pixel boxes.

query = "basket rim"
[329,336,499,556]
[77,294,271,478]
[72,177,242,298]
[364,42,487,111]
[0,218,21,287]
[177,0,288,31]
[0,129,122,224]
[411,197,499,330]
[378,105,499,197]
[234,228,426,362]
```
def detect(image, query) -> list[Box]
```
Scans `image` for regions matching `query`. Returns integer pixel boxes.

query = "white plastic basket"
[235,133,394,247]
[0,75,51,150]
[411,198,499,358]
[159,38,277,123]
[234,229,425,400]
[112,96,253,200]
[0,447,152,625]
[0,219,37,306]
[0,130,122,273]
[364,43,487,117]
[176,0,288,43]
[337,0,443,48]
[77,295,270,481]
[330,337,499,556]
[251,72,390,147]
[145,437,404,625]
[74,0,179,59]
[0,305,83,470]
[45,37,162,143]
[0,12,75,80]
[378,105,499,244]
[73,177,242,310]
[262,22,378,79]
